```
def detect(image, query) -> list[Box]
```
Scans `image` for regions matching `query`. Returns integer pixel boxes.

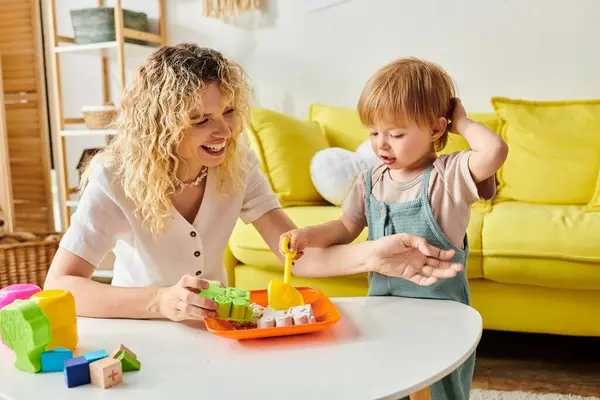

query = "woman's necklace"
[176,166,208,189]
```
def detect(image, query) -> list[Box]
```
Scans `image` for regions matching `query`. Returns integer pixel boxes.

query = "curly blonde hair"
[358,57,456,152]
[81,44,251,237]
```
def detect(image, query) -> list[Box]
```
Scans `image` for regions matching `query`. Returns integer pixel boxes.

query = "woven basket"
[0,233,62,289]
[70,7,151,45]
[82,105,116,130]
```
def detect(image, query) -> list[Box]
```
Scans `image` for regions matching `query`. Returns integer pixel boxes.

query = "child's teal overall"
[365,165,475,400]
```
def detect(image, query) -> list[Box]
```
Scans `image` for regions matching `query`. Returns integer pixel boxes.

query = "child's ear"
[431,117,447,141]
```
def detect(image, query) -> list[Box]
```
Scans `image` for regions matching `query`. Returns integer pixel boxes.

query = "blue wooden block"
[41,347,73,372]
[64,356,90,388]
[83,349,108,363]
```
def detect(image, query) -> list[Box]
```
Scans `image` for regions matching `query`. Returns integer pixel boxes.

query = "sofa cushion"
[308,103,368,151]
[491,97,600,205]
[482,202,600,290]
[247,106,329,207]
[229,206,485,280]
[587,173,600,212]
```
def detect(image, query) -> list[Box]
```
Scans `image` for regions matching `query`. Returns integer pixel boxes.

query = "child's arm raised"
[450,98,508,183]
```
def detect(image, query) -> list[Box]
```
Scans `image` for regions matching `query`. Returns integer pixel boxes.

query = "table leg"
[409,386,431,400]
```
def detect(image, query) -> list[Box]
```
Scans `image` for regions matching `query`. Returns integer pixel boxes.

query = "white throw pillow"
[310,140,380,206]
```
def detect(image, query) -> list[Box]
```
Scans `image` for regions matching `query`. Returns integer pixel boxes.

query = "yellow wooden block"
[29,290,78,350]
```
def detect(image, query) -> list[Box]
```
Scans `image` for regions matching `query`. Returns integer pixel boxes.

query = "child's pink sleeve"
[341,170,368,227]
[438,150,497,206]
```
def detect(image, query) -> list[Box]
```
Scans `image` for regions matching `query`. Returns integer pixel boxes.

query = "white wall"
[167,0,600,117]
[45,0,600,222]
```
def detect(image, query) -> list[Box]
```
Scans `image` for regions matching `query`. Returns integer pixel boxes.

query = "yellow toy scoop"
[267,236,304,310]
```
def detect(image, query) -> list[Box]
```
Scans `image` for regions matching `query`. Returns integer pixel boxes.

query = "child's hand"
[280,229,309,260]
[448,98,469,134]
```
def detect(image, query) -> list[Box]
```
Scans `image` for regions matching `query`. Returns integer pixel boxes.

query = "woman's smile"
[201,140,227,156]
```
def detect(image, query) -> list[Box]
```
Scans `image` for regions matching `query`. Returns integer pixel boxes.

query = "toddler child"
[281,57,508,400]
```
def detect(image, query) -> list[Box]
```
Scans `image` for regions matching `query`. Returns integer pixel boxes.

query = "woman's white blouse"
[59,149,281,287]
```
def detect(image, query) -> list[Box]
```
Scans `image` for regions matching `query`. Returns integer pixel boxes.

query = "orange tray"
[204,287,341,340]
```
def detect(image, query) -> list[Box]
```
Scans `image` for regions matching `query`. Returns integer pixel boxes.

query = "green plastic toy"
[0,300,52,373]
[200,283,253,321]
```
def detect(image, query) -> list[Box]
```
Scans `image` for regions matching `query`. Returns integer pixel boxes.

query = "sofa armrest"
[224,242,239,287]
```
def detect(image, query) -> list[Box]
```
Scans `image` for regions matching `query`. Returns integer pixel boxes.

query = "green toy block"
[114,350,141,372]
[214,295,232,318]
[199,285,252,321]
[0,300,51,373]
[230,297,248,320]
[201,292,216,301]
[226,287,250,302]
[199,282,226,301]
[245,305,254,320]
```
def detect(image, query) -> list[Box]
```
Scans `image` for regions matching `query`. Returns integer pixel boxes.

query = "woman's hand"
[156,275,222,321]
[366,233,464,286]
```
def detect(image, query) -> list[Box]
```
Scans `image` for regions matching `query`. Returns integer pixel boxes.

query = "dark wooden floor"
[473,330,600,397]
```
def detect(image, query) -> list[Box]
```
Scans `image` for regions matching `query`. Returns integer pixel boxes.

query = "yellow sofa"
[226,98,600,337]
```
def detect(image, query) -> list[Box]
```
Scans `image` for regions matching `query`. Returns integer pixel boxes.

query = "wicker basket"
[82,105,116,130]
[70,7,151,45]
[0,232,62,289]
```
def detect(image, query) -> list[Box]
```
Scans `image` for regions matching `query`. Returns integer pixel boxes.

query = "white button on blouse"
[59,149,281,287]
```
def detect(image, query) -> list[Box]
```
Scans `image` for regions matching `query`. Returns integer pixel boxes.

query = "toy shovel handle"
[281,237,296,284]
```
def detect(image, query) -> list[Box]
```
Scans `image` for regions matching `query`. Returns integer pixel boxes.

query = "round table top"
[0,296,482,400]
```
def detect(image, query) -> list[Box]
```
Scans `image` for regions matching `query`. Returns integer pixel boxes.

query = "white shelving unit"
[47,0,166,229]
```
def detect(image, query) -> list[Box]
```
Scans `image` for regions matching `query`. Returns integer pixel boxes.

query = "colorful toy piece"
[110,344,140,372]
[0,284,42,309]
[41,347,73,372]
[64,356,90,388]
[83,349,109,364]
[29,289,78,350]
[214,294,232,318]
[110,344,137,359]
[0,284,41,347]
[90,357,123,388]
[199,283,253,321]
[267,236,304,310]
[114,350,140,372]
[0,300,51,373]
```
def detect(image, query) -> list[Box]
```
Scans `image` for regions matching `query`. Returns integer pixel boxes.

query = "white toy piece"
[257,316,275,328]
[257,304,316,328]
[275,314,293,327]
[310,140,380,205]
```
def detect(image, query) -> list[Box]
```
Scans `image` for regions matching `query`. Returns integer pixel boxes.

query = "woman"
[45,44,463,322]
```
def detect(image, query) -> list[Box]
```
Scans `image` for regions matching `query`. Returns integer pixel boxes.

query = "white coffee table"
[0,296,482,400]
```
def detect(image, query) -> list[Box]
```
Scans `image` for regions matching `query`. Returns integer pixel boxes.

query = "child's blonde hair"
[358,57,456,152]
[80,43,252,237]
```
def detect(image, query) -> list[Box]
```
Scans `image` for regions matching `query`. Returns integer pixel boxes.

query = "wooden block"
[29,290,78,350]
[90,357,123,389]
[64,356,90,388]
[110,344,136,359]
[115,350,141,372]
[83,349,109,363]
[41,347,73,373]
[0,300,51,373]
